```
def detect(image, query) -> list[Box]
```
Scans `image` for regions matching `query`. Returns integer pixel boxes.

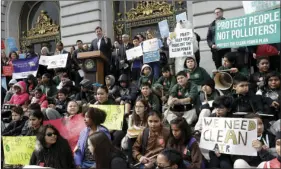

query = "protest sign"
[1,40,5,49]
[43,113,85,151]
[89,105,124,130]
[3,136,36,165]
[169,29,194,58]
[126,45,143,61]
[158,20,170,38]
[143,38,160,53]
[39,55,50,66]
[143,51,161,64]
[215,9,280,48]
[2,66,13,76]
[39,54,68,69]
[2,76,7,90]
[7,37,18,52]
[199,117,257,156]
[176,12,187,22]
[243,1,280,14]
[12,57,39,79]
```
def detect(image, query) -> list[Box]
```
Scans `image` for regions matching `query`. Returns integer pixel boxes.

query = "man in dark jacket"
[71,40,86,86]
[89,26,112,76]
[118,34,134,78]
[207,7,231,69]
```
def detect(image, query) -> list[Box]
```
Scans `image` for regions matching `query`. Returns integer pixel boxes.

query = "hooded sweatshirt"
[138,64,154,88]
[31,94,48,109]
[105,75,119,99]
[8,81,29,106]
[184,56,211,86]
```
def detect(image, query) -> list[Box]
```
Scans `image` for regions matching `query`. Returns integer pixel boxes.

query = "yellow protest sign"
[89,105,124,130]
[2,136,36,165]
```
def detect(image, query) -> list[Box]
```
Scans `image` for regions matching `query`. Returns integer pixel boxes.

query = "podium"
[77,51,108,84]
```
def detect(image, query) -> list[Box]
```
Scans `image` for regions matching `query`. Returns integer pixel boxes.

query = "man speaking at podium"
[89,26,112,76]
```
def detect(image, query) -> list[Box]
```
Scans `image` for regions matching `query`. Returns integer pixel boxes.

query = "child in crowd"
[250,56,271,93]
[256,71,281,119]
[156,148,187,169]
[167,117,204,168]
[233,113,276,168]
[105,75,119,100]
[137,82,160,112]
[74,107,110,168]
[153,66,176,104]
[65,100,80,118]
[23,110,44,136]
[132,111,170,168]
[2,106,28,136]
[36,73,57,100]
[8,81,29,106]
[184,56,211,86]
[3,79,17,103]
[138,64,154,88]
[115,74,138,116]
[30,88,48,111]
[231,74,264,114]
[131,36,143,81]
[45,88,70,120]
[25,74,37,94]
[194,96,233,138]
[165,71,198,125]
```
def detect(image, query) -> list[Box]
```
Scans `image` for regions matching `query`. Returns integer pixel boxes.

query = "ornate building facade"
[1,0,246,72]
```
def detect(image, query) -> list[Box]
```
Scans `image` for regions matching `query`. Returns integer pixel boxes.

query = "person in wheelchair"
[164,71,198,125]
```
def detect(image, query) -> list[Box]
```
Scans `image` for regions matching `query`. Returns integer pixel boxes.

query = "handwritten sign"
[126,46,143,61]
[89,105,124,130]
[2,66,13,76]
[143,50,160,64]
[169,29,194,58]
[143,38,160,53]
[199,117,257,156]
[39,54,68,69]
[3,136,36,165]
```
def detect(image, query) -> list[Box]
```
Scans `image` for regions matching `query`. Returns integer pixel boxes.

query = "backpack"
[185,137,206,169]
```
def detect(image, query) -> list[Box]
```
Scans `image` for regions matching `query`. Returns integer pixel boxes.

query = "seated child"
[30,88,48,111]
[184,56,211,87]
[153,66,176,104]
[132,111,169,168]
[3,79,17,103]
[137,82,160,112]
[138,64,154,88]
[2,106,28,136]
[250,56,271,93]
[164,71,198,125]
[167,117,204,168]
[8,81,29,106]
[233,113,276,168]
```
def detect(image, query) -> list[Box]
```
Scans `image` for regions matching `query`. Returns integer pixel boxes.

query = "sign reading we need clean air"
[215,9,280,48]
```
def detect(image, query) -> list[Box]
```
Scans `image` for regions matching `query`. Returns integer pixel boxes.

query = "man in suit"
[89,26,112,76]
[118,34,134,78]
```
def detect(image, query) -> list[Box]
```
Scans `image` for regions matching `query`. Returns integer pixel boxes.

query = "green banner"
[215,9,280,48]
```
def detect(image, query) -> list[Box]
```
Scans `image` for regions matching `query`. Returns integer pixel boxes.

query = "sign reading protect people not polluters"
[215,8,280,49]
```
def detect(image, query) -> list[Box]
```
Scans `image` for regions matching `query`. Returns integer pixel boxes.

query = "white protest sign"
[169,29,194,58]
[199,117,257,156]
[39,55,51,66]
[243,1,280,14]
[142,38,160,53]
[126,45,143,61]
[46,54,68,69]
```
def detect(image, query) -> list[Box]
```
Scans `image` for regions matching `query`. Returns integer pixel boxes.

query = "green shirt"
[218,66,249,77]
[170,82,198,103]
[137,94,160,112]
[184,67,211,86]
[153,75,177,94]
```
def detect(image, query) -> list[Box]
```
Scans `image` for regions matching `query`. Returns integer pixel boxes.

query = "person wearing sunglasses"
[156,148,187,169]
[29,124,75,168]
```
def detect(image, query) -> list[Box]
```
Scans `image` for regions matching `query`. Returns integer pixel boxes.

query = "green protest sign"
[215,9,280,48]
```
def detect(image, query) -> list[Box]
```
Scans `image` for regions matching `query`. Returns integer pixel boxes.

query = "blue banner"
[7,37,18,52]
[143,51,160,64]
[12,57,39,79]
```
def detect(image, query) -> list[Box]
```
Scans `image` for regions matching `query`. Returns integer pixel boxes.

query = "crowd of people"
[1,7,281,169]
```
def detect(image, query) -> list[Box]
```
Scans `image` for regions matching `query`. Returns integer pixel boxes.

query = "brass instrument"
[213,69,233,90]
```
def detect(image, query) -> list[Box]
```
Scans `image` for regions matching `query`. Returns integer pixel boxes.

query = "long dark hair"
[88,132,124,169]
[36,124,75,168]
[159,148,187,169]
[132,99,149,126]
[168,117,192,146]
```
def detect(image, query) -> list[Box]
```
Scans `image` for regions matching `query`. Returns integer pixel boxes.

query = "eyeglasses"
[46,132,57,137]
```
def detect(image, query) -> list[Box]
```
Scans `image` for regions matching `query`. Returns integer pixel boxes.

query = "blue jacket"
[74,126,111,166]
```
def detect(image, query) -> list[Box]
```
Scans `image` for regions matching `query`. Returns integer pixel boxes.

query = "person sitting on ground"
[105,75,119,101]
[7,81,29,106]
[36,73,57,101]
[30,88,48,111]
[137,82,160,113]
[138,64,154,88]
[156,148,187,169]
[3,79,17,103]
[23,110,44,136]
[75,79,95,106]
[2,106,28,136]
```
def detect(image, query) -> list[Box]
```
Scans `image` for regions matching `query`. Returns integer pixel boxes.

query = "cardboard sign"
[89,105,125,130]
[169,29,194,58]
[3,136,36,165]
[215,9,280,48]
[2,66,13,76]
[199,117,258,156]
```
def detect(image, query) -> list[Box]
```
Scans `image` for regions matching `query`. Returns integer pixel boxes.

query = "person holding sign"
[233,113,276,168]
[131,36,143,81]
[164,71,198,125]
[29,124,75,168]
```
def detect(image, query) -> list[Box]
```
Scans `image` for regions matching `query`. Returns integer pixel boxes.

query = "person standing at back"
[118,34,134,78]
[89,26,112,76]
[207,7,231,69]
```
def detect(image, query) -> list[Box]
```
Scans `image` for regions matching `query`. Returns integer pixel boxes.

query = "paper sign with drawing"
[199,117,257,156]
[3,136,36,165]
[89,105,125,130]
